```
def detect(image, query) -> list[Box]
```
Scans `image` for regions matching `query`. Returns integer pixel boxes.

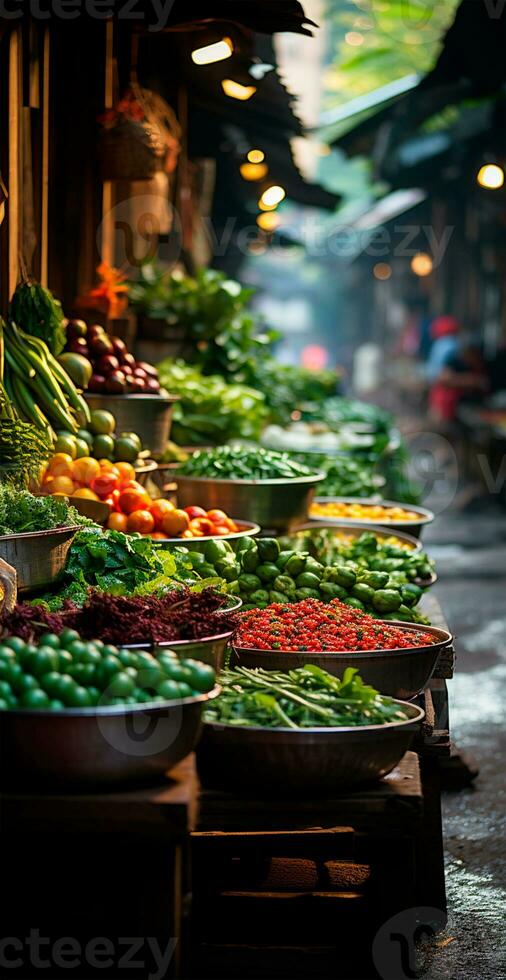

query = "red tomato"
[118,487,151,515]
[206,509,229,525]
[150,499,175,529]
[184,506,207,520]
[189,517,217,537]
[90,473,119,499]
[126,509,155,534]
[119,479,146,493]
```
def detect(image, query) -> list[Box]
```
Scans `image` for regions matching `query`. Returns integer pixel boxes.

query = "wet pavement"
[423,507,506,980]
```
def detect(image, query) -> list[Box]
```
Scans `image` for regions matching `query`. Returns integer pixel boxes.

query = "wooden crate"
[188,753,431,978]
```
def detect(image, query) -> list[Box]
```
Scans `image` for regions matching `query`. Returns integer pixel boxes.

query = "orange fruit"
[46,453,74,478]
[107,512,128,532]
[114,461,136,482]
[49,475,76,495]
[127,509,155,534]
[150,498,175,529]
[72,487,100,501]
[118,487,151,515]
[160,509,190,537]
[72,456,101,486]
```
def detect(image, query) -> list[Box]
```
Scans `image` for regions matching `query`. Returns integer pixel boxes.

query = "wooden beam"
[40,28,50,286]
[8,27,21,295]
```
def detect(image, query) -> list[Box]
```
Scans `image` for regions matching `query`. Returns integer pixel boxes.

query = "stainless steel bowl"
[287,521,423,554]
[84,392,180,456]
[197,700,424,794]
[175,474,324,532]
[0,686,220,789]
[232,622,452,700]
[0,526,79,594]
[154,520,260,552]
[125,630,235,672]
[309,497,434,538]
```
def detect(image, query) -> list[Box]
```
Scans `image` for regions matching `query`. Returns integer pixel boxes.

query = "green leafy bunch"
[0,485,89,536]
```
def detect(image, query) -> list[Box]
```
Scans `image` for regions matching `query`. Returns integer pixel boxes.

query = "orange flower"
[77,262,129,319]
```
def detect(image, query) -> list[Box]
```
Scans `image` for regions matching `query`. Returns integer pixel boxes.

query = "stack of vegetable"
[4,283,144,465]
[2,317,90,440]
[174,536,431,622]
[29,526,223,610]
[155,360,268,446]
[291,529,435,587]
[177,446,318,481]
[235,598,435,653]
[63,319,161,396]
[2,587,237,647]
[0,631,215,711]
[204,665,410,729]
[0,486,88,536]
[0,342,52,489]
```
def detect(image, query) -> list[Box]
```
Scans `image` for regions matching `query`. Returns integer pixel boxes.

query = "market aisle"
[423,507,506,980]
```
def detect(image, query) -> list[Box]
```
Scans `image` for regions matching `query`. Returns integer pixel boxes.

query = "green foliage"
[156,359,268,446]
[128,263,276,377]
[9,280,67,356]
[0,486,89,536]
[323,0,459,104]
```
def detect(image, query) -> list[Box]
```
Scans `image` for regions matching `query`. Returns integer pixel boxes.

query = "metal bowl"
[124,629,235,672]
[197,700,424,794]
[282,521,423,555]
[175,474,324,532]
[153,520,260,552]
[309,497,435,538]
[0,686,220,789]
[84,392,180,456]
[232,623,452,701]
[0,526,79,595]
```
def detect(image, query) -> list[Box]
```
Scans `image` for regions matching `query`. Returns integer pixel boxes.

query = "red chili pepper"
[236,598,434,653]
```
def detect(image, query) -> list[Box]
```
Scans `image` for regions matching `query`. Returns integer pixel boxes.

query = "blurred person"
[427,316,488,423]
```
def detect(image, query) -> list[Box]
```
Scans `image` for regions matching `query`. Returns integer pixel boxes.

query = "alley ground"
[423,505,506,980]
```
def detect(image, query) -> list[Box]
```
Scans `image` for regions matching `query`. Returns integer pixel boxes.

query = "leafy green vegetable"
[204,665,410,728]
[177,445,318,480]
[156,359,268,446]
[33,527,224,609]
[0,486,89,536]
[9,280,67,356]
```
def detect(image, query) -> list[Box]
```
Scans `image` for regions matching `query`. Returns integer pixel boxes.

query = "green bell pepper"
[257,538,280,563]
[372,589,402,613]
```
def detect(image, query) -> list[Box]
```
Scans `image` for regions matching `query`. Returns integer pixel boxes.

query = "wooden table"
[0,759,198,979]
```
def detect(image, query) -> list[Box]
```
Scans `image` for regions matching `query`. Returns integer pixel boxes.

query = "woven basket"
[99,118,166,181]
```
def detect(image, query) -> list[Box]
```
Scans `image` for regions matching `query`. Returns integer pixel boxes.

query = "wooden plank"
[0,756,198,838]
[8,27,21,295]
[40,27,49,285]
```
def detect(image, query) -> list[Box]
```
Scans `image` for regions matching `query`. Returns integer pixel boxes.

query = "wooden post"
[8,27,21,295]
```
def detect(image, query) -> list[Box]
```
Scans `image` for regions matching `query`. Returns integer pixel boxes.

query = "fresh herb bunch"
[33,527,223,610]
[177,445,318,480]
[156,359,268,446]
[0,321,53,488]
[9,279,67,356]
[204,665,409,728]
[292,453,380,497]
[129,264,275,378]
[0,486,89,536]
[245,360,338,426]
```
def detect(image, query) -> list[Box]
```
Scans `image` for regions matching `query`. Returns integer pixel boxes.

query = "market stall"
[0,6,464,979]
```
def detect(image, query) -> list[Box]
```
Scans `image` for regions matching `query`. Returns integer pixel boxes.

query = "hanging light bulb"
[221,79,257,100]
[258,185,286,210]
[191,37,233,66]
[477,163,505,190]
[411,253,433,277]
[257,211,280,232]
[373,263,392,281]
[240,162,269,181]
[247,150,265,164]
